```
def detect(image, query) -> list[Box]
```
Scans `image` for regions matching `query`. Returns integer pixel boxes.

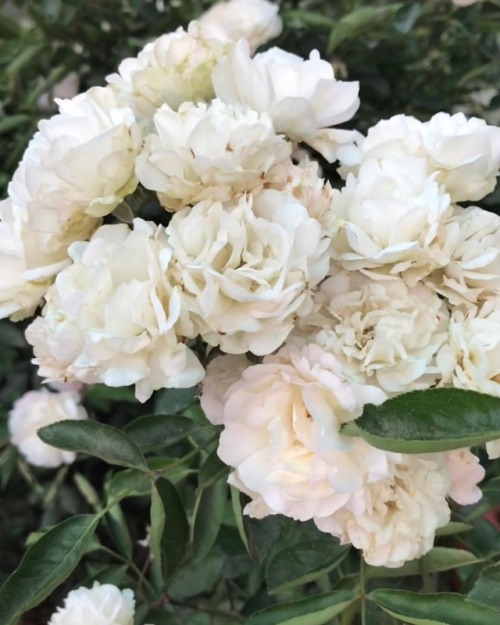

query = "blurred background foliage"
[0,1,500,623]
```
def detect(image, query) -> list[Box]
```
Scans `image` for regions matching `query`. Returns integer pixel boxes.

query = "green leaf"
[369,589,500,625]
[167,554,225,600]
[246,590,357,625]
[244,515,284,563]
[106,469,150,501]
[38,420,148,470]
[104,504,133,559]
[124,414,202,451]
[368,547,480,578]
[84,384,136,410]
[344,389,500,453]
[230,486,250,554]
[327,4,403,52]
[198,450,229,488]
[192,479,227,560]
[266,539,349,594]
[152,478,189,582]
[0,515,98,625]
[468,561,500,611]
[154,388,196,414]
[435,522,472,537]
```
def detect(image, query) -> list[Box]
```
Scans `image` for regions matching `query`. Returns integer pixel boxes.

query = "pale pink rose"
[444,449,484,505]
[8,388,87,468]
[200,354,250,425]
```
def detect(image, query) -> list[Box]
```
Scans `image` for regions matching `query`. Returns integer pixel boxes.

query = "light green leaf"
[104,504,132,559]
[435,522,472,537]
[344,389,500,453]
[246,590,357,625]
[124,414,203,451]
[369,589,500,625]
[0,515,98,625]
[192,479,227,560]
[38,420,148,470]
[468,561,500,611]
[266,539,349,594]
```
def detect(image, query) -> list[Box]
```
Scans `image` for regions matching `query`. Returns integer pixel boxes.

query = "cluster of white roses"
[2,0,499,568]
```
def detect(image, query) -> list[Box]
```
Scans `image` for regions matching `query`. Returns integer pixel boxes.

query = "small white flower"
[26,219,204,402]
[299,270,449,393]
[8,388,87,468]
[212,40,359,150]
[48,582,135,625]
[107,23,231,118]
[136,99,292,210]
[198,0,282,52]
[167,190,330,355]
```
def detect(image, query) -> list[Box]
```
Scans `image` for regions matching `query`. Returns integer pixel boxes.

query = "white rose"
[167,190,330,355]
[48,582,136,625]
[437,298,500,396]
[300,270,449,393]
[315,453,451,568]
[444,449,484,505]
[136,99,292,210]
[200,353,251,425]
[0,199,72,321]
[338,113,500,202]
[8,388,87,468]
[9,86,140,228]
[198,0,282,52]
[427,206,500,305]
[212,40,359,150]
[107,23,231,118]
[217,343,388,521]
[330,156,452,282]
[26,219,204,403]
[452,0,482,7]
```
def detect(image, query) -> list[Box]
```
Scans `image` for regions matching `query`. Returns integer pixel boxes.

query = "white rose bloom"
[48,582,136,625]
[200,353,251,425]
[302,271,449,393]
[107,23,231,118]
[452,0,482,5]
[444,449,484,505]
[136,99,292,210]
[167,190,330,355]
[8,388,87,468]
[10,87,140,227]
[0,199,71,321]
[218,344,388,522]
[212,40,359,152]
[198,0,282,52]
[26,219,204,403]
[437,298,500,398]
[427,206,500,305]
[330,156,453,282]
[338,113,500,202]
[315,453,451,568]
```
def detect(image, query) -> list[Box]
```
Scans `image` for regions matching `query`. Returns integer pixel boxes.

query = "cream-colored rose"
[300,270,449,393]
[107,23,231,118]
[427,206,500,305]
[437,298,500,397]
[452,0,482,5]
[212,40,359,150]
[48,582,135,625]
[444,449,484,505]
[315,453,452,568]
[8,388,88,468]
[26,219,204,402]
[0,199,72,321]
[217,343,388,521]
[200,353,251,425]
[136,99,292,210]
[337,112,500,202]
[330,156,453,282]
[198,0,282,52]
[9,86,140,231]
[167,190,330,355]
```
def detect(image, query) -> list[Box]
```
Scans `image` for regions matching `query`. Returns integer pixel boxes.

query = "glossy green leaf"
[468,561,500,611]
[368,547,480,578]
[124,414,202,451]
[0,515,98,625]
[152,478,189,582]
[39,420,147,470]
[344,389,500,453]
[106,469,150,501]
[266,539,349,594]
[369,589,500,625]
[192,479,227,560]
[246,590,357,625]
